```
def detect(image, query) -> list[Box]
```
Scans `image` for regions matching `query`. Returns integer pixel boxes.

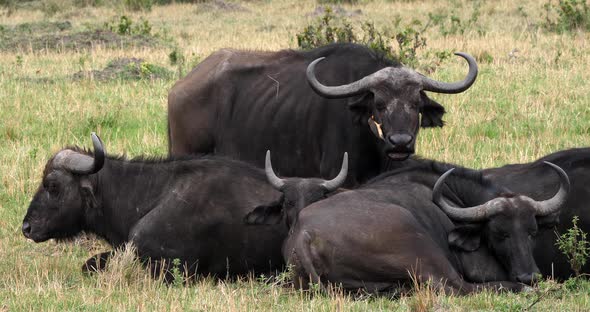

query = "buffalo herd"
[23,43,589,295]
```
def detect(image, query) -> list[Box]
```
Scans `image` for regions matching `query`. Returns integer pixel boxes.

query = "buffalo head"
[244,150,348,227]
[433,162,569,284]
[22,133,105,242]
[307,53,477,160]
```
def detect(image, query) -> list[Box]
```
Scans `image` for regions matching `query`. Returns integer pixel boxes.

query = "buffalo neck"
[375,159,502,208]
[84,157,180,247]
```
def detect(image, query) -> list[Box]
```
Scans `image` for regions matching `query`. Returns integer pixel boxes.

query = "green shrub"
[543,0,590,33]
[116,15,133,35]
[555,216,589,277]
[564,275,587,291]
[168,48,201,78]
[170,258,185,287]
[296,9,356,50]
[427,1,485,37]
[135,18,152,36]
[393,20,427,68]
[296,8,429,67]
[169,48,184,66]
[105,16,152,36]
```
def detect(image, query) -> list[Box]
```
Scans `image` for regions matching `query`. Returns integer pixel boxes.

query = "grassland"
[1,0,590,310]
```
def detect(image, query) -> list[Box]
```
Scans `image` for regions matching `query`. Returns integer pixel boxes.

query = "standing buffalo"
[168,43,477,186]
[22,133,348,280]
[483,147,590,280]
[246,159,569,294]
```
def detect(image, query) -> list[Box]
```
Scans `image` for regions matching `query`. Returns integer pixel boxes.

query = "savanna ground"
[1,0,590,310]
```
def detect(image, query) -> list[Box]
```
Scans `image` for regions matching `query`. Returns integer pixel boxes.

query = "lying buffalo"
[246,159,569,294]
[22,133,348,280]
[483,147,590,280]
[168,43,477,186]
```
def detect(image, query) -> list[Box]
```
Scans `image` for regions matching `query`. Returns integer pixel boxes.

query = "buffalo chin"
[26,233,51,243]
[387,152,411,161]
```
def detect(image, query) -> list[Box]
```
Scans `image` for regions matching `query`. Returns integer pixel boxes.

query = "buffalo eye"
[494,231,509,241]
[528,229,538,239]
[45,181,59,196]
[374,99,386,111]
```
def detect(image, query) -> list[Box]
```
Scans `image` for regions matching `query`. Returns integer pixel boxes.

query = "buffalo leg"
[404,250,523,295]
[82,251,114,273]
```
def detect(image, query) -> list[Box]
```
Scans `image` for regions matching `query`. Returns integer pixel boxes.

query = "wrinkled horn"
[421,52,478,94]
[265,150,285,190]
[306,57,374,99]
[532,161,570,216]
[54,132,105,175]
[321,152,348,191]
[432,168,502,222]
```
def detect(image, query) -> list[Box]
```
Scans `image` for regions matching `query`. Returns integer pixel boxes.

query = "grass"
[1,0,590,310]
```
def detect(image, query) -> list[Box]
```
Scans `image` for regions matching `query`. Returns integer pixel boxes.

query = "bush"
[543,0,590,33]
[104,16,152,36]
[427,1,486,37]
[170,258,185,287]
[296,9,356,50]
[295,8,428,67]
[168,48,201,78]
[555,216,589,277]
[393,20,427,68]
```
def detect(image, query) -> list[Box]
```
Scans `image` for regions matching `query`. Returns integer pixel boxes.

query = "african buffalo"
[246,159,569,294]
[22,133,348,280]
[483,147,590,280]
[168,43,478,186]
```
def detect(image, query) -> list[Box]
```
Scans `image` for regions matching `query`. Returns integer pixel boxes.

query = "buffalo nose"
[516,273,537,285]
[22,221,31,238]
[388,133,413,148]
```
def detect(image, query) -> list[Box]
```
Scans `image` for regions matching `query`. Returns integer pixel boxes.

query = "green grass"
[1,0,590,310]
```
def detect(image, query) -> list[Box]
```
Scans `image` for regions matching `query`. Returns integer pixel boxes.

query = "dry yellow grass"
[1,0,590,310]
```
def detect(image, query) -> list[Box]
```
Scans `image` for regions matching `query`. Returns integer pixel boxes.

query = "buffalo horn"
[321,152,349,191]
[54,132,105,175]
[432,168,503,222]
[421,52,478,94]
[265,150,285,189]
[306,57,373,99]
[532,161,570,216]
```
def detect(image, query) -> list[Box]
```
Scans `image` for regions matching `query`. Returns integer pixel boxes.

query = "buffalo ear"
[420,94,445,128]
[80,179,94,197]
[80,178,101,217]
[347,93,372,123]
[537,213,560,229]
[244,194,285,225]
[448,224,482,251]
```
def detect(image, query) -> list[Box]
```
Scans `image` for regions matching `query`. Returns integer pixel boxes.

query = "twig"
[267,75,280,100]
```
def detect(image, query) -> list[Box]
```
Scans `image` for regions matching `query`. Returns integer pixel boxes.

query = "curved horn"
[306,57,373,99]
[432,168,502,222]
[532,161,570,216]
[53,132,105,175]
[265,150,285,190]
[421,52,478,94]
[321,152,348,191]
